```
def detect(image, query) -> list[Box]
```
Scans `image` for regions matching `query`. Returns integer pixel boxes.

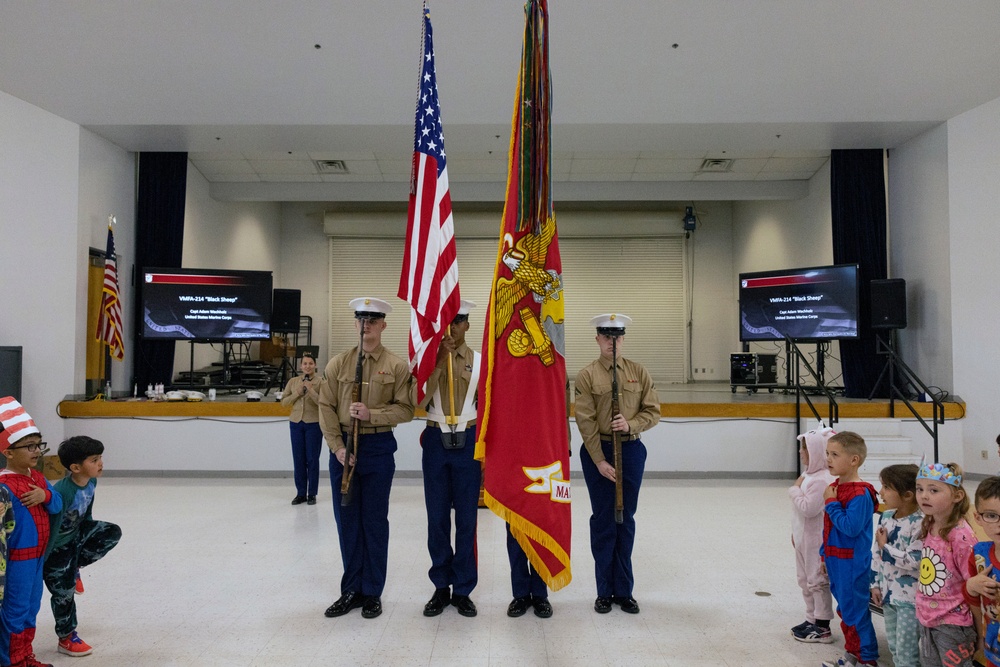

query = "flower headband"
[917,462,962,488]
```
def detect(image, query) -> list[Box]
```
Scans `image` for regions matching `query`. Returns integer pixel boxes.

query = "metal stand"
[867,329,898,402]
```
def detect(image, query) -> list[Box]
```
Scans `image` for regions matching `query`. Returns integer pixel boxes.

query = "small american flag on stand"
[97,219,125,361]
[398,2,461,403]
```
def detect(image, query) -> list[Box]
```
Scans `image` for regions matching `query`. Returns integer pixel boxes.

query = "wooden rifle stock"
[611,336,624,524]
[340,324,365,506]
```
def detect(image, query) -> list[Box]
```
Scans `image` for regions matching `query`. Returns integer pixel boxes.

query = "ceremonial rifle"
[611,335,624,524]
[340,321,365,506]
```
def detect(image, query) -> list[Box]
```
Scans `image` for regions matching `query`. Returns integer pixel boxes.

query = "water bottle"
[104,380,112,400]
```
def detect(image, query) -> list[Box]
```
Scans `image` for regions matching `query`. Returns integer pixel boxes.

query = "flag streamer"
[476,0,571,591]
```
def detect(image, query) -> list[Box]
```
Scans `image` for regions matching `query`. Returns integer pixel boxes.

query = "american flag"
[398,3,461,403]
[97,222,125,361]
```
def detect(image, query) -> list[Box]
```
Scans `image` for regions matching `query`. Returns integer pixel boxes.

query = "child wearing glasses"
[915,462,977,667]
[42,436,121,658]
[963,476,1000,667]
[0,397,63,667]
[870,463,923,667]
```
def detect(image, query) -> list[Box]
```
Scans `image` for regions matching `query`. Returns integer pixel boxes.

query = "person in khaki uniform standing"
[318,298,414,621]
[419,300,481,619]
[281,351,322,506]
[574,313,660,615]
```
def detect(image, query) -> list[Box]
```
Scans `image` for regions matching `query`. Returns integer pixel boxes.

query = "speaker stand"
[867,329,898,401]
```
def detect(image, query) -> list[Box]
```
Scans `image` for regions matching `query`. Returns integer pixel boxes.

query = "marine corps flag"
[475,0,571,591]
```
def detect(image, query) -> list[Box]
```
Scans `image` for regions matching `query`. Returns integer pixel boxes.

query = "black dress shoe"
[423,587,451,617]
[614,596,640,614]
[506,595,531,617]
[594,596,613,613]
[451,594,477,617]
[306,496,316,505]
[362,596,383,619]
[324,591,363,617]
[532,597,553,618]
[291,495,307,505]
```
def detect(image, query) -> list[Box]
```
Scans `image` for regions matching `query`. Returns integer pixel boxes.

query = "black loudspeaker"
[0,346,23,401]
[271,289,301,334]
[871,279,907,329]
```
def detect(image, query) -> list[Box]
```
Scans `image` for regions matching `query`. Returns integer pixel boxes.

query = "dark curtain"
[830,149,888,398]
[134,152,188,389]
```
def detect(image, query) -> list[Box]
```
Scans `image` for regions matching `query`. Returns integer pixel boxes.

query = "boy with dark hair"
[964,475,1000,667]
[0,397,63,667]
[42,436,121,657]
[821,431,880,667]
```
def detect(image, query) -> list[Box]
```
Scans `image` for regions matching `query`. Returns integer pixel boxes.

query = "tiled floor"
[30,476,902,666]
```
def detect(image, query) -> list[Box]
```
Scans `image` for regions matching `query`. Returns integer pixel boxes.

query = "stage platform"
[57,382,965,421]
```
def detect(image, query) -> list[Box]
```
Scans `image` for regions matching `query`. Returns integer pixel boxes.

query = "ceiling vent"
[699,158,733,173]
[315,159,350,174]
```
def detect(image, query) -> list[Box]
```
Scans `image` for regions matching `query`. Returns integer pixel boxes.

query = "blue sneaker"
[794,622,833,643]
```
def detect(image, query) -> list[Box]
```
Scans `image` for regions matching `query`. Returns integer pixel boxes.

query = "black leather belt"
[600,433,638,442]
[342,425,393,434]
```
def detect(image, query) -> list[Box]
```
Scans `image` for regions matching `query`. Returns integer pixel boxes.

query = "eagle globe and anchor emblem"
[493,220,564,365]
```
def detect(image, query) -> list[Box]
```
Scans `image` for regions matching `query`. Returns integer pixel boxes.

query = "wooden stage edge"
[57,398,966,421]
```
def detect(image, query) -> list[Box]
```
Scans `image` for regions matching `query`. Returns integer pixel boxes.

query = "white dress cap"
[590,313,632,331]
[349,297,393,318]
[457,299,477,316]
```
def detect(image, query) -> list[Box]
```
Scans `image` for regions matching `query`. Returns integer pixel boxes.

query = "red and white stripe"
[98,226,125,361]
[399,153,461,402]
[0,396,39,450]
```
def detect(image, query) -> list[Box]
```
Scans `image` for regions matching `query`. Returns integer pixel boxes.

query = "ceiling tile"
[308,151,377,161]
[570,158,637,174]
[754,171,816,180]
[634,158,704,173]
[729,158,769,174]
[258,174,322,182]
[247,159,317,175]
[191,159,256,176]
[631,172,696,182]
[760,157,829,172]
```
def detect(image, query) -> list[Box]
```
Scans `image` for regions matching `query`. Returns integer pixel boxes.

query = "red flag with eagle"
[399,2,461,403]
[475,0,571,591]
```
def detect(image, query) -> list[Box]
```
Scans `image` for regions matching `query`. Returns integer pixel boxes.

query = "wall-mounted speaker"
[871,279,906,329]
[271,289,301,334]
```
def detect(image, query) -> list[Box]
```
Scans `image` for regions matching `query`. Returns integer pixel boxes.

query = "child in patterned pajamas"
[870,464,923,667]
[43,436,122,658]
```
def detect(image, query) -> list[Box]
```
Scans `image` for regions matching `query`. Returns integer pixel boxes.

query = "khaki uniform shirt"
[421,341,476,426]
[318,343,415,452]
[574,356,661,465]
[281,374,321,423]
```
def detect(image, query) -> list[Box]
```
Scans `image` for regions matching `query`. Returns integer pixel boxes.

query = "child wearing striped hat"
[0,397,63,667]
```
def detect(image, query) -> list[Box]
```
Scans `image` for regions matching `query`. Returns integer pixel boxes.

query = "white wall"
[887,124,953,394]
[173,166,283,374]
[0,90,81,440]
[945,97,1000,474]
[688,203,737,381]
[77,128,136,395]
[278,202,331,364]
[730,162,841,383]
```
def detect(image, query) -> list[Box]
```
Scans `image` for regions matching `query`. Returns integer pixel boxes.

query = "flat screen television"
[738,264,859,342]
[140,268,273,341]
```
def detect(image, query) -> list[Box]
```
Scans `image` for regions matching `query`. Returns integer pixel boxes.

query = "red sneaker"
[24,653,55,666]
[57,631,93,657]
[74,570,84,596]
